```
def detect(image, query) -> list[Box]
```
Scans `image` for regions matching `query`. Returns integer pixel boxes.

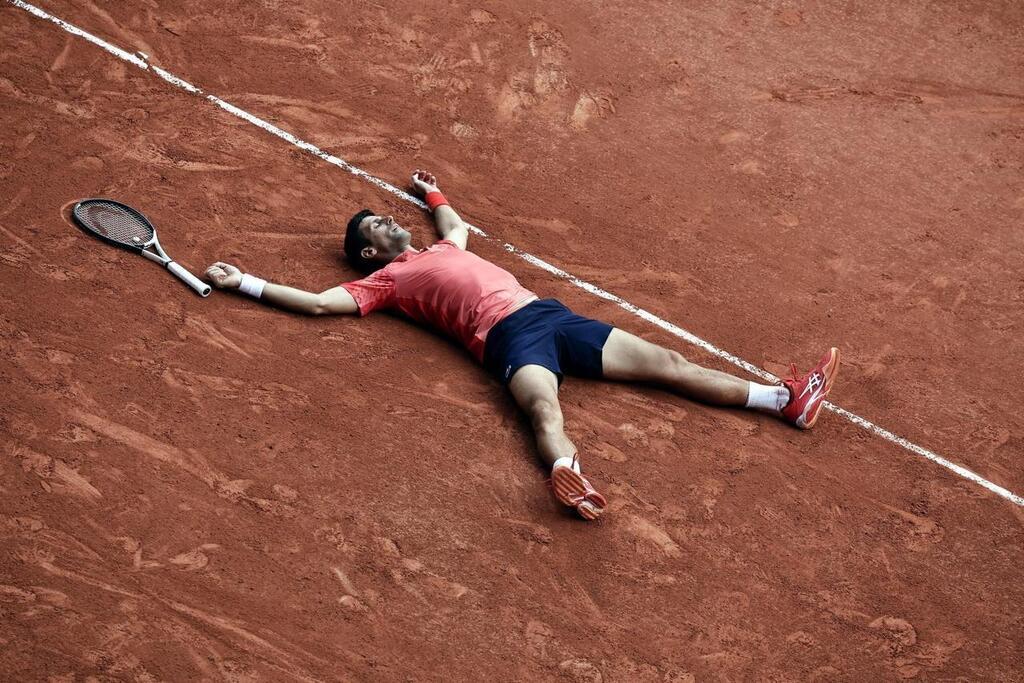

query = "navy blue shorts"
[483,299,613,384]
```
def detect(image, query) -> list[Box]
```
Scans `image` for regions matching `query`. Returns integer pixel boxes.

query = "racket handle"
[167,261,212,297]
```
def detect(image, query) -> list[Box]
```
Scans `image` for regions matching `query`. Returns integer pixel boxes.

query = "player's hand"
[205,262,243,289]
[411,169,440,196]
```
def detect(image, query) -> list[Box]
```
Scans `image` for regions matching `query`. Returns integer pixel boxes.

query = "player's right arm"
[205,262,358,315]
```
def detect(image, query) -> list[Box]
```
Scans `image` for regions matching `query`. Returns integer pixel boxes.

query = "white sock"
[745,382,790,414]
[552,455,580,473]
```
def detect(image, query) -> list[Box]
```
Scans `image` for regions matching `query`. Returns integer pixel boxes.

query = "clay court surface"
[2,0,1023,680]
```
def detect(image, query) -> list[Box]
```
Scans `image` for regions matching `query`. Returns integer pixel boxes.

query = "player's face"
[359,214,411,261]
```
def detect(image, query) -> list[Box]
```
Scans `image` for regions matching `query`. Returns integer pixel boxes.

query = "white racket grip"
[167,261,212,297]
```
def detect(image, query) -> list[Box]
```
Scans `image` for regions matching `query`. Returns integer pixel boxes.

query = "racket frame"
[72,199,211,297]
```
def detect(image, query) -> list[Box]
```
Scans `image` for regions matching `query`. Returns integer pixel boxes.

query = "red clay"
[2,1,1023,680]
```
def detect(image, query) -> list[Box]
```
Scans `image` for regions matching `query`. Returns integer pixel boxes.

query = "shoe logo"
[798,372,825,421]
[799,371,824,399]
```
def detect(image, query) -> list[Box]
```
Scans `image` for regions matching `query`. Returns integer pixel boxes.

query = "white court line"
[9,0,1022,507]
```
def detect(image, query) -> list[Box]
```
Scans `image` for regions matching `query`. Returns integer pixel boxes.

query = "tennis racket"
[72,199,211,297]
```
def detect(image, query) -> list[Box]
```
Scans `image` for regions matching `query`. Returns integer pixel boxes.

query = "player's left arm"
[411,169,469,250]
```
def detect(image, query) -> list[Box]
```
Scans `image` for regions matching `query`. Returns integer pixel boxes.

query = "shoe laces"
[787,362,826,401]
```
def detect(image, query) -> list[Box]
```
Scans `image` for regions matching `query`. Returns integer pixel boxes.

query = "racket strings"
[76,202,154,245]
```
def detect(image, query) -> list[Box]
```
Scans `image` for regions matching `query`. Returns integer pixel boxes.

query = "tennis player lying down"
[206,170,839,520]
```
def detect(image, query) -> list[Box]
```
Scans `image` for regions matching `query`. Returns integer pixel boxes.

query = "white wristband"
[238,273,267,299]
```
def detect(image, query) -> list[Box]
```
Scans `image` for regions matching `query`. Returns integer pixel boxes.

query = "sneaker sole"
[577,500,603,521]
[801,347,840,429]
[552,466,607,520]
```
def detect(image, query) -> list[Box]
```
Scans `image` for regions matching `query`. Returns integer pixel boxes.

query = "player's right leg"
[508,364,606,520]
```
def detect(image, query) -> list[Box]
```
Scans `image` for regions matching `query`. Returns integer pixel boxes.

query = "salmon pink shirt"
[340,240,538,362]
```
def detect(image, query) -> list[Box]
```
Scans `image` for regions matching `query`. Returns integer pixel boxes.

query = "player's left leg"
[601,328,753,404]
[600,328,839,429]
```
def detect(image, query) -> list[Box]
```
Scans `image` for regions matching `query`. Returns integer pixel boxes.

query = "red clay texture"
[2,1,1023,680]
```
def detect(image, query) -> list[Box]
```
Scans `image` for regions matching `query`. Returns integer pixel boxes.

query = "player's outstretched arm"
[411,169,469,249]
[205,262,357,315]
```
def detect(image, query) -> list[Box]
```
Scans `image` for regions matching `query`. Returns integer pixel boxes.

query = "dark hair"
[344,209,376,272]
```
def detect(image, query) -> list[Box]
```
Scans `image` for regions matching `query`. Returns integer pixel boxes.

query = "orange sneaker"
[781,347,840,429]
[551,454,607,520]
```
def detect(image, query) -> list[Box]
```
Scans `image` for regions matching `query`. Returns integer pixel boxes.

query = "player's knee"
[665,349,691,380]
[528,398,563,433]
